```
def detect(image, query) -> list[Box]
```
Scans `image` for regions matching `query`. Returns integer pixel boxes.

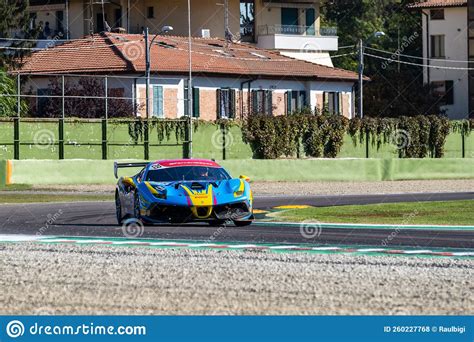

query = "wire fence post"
[59,75,65,159]
[365,128,369,158]
[221,123,227,160]
[461,130,465,158]
[14,74,20,160]
[103,76,108,160]
[101,118,108,160]
[13,117,19,160]
[58,118,64,159]
[144,119,149,160]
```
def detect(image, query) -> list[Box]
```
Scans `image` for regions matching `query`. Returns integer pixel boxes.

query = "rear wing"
[114,161,149,179]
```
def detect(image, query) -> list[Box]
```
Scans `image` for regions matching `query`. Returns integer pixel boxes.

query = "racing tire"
[233,220,252,227]
[115,192,124,225]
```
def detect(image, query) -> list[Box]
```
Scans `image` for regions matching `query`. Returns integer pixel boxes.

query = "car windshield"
[145,166,231,182]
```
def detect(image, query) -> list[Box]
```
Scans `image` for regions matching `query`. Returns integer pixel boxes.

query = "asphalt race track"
[0,192,473,249]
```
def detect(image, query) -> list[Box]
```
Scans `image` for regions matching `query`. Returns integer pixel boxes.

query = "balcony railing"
[257,24,337,37]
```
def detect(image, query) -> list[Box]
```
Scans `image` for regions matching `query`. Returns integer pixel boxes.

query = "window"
[432,81,454,105]
[281,8,299,27]
[217,88,236,118]
[147,6,154,19]
[251,90,273,115]
[152,86,163,117]
[114,8,122,27]
[431,35,445,58]
[286,91,307,114]
[323,92,341,115]
[55,10,64,34]
[430,9,444,20]
[305,8,315,35]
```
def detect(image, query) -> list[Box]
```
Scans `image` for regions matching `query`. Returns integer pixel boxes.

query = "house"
[16,32,358,119]
[408,0,473,119]
[26,0,338,66]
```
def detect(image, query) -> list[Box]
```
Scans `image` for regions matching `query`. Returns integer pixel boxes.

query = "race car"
[114,159,254,226]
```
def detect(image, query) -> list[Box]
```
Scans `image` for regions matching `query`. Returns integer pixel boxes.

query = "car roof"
[149,159,222,169]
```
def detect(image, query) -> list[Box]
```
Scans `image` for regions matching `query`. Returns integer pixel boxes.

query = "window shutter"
[285,91,289,115]
[266,90,273,115]
[230,89,236,118]
[153,86,163,117]
[251,90,257,115]
[183,80,189,116]
[192,87,200,117]
[216,89,221,118]
[338,92,342,115]
[300,91,307,108]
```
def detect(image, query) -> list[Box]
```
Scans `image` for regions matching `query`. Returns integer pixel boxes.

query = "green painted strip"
[0,160,6,186]
[254,221,474,231]
[29,235,472,258]
[8,158,474,185]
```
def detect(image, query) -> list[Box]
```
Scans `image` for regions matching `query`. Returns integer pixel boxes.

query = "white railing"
[257,25,337,37]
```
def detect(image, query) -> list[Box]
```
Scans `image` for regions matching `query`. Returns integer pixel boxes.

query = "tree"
[0,0,38,68]
[33,77,136,118]
[321,0,441,117]
[0,68,25,116]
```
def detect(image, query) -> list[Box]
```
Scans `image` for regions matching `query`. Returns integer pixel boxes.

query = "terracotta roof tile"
[408,0,467,9]
[18,33,359,82]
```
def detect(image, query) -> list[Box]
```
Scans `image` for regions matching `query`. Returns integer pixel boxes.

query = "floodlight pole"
[358,38,364,119]
[145,27,150,119]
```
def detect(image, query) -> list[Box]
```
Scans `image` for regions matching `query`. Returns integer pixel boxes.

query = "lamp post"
[145,25,173,119]
[358,31,385,119]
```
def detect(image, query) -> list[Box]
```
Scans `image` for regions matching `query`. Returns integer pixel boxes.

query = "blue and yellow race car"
[114,159,254,226]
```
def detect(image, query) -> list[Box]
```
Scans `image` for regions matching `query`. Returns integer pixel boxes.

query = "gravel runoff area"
[27,179,474,196]
[0,243,472,315]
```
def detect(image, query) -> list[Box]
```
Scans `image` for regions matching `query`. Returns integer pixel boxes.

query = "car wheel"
[115,192,123,225]
[233,220,252,227]
[133,192,141,220]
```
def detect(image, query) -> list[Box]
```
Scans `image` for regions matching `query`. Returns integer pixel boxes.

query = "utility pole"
[145,27,150,119]
[187,0,193,158]
[144,27,150,160]
[358,38,364,119]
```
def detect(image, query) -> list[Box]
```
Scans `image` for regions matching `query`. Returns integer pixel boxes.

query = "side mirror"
[239,175,251,182]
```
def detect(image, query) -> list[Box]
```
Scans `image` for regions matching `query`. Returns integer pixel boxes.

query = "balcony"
[256,24,338,52]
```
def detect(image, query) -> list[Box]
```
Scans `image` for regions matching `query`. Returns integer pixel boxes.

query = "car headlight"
[145,182,167,199]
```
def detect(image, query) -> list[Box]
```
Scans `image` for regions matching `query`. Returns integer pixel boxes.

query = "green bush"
[243,114,348,159]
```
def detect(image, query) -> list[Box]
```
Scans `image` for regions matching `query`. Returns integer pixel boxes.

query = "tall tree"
[0,0,38,68]
[322,0,441,117]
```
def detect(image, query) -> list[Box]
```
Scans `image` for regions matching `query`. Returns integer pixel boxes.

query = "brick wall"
[164,88,178,119]
[341,93,351,119]
[273,92,285,116]
[316,93,324,112]
[200,89,217,121]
